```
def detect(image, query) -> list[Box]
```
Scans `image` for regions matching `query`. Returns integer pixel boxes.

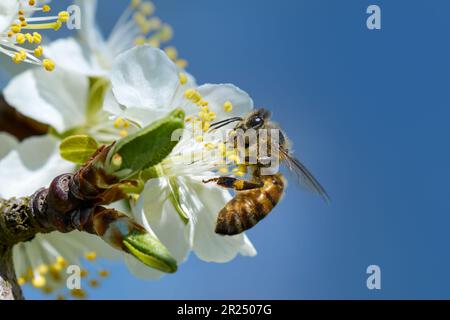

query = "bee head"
[240,108,271,130]
[209,108,271,131]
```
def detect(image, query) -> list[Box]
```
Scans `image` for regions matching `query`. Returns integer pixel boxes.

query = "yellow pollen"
[18,277,26,286]
[164,46,178,60]
[134,36,146,46]
[84,251,97,261]
[123,120,130,128]
[202,122,211,132]
[32,275,46,288]
[179,72,188,85]
[119,130,128,138]
[224,101,233,112]
[131,0,141,9]
[89,279,100,287]
[34,46,43,57]
[114,117,125,128]
[58,11,70,23]
[43,59,55,71]
[204,142,216,150]
[56,256,68,268]
[70,289,87,299]
[42,5,51,12]
[195,135,204,143]
[176,59,188,69]
[11,24,21,33]
[80,269,88,278]
[29,0,36,6]
[38,264,49,275]
[99,270,109,277]
[15,33,25,44]
[140,2,155,15]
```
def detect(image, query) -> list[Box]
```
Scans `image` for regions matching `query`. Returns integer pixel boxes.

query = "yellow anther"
[131,0,141,9]
[140,2,155,15]
[70,289,87,299]
[42,5,51,12]
[53,20,63,30]
[202,122,211,132]
[99,270,109,277]
[15,33,25,44]
[58,11,70,23]
[38,264,49,275]
[29,0,36,6]
[224,101,233,112]
[32,275,46,288]
[19,15,26,22]
[195,135,204,143]
[18,277,26,286]
[207,111,216,121]
[119,130,128,138]
[89,279,100,287]
[84,251,97,261]
[43,59,55,71]
[134,36,146,46]
[184,89,202,103]
[114,117,125,128]
[18,10,25,15]
[124,120,130,128]
[80,269,88,277]
[164,46,178,60]
[7,31,13,38]
[25,33,34,43]
[176,59,188,69]
[11,24,21,33]
[33,32,42,43]
[21,20,27,27]
[34,46,43,57]
[56,294,66,300]
[158,24,173,42]
[148,37,160,48]
[56,256,68,267]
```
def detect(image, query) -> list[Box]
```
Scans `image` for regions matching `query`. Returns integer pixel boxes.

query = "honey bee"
[204,108,330,235]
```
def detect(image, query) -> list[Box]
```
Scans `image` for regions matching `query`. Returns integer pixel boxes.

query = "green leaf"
[123,231,177,273]
[59,135,98,164]
[106,109,185,179]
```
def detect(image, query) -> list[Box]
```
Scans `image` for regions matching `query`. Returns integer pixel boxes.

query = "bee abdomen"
[215,174,285,235]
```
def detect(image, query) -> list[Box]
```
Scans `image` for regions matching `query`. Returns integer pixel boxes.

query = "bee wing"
[279,147,330,203]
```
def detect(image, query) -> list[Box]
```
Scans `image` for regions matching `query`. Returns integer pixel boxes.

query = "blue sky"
[19,0,450,299]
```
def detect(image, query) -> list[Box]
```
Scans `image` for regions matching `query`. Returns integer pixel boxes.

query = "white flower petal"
[74,0,106,55]
[0,135,74,198]
[110,45,179,110]
[187,177,257,262]
[197,83,254,122]
[4,67,89,133]
[0,132,18,159]
[0,0,17,33]
[137,178,192,263]
[44,37,108,78]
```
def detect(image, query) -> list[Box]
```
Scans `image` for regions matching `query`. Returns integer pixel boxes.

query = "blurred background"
[2,0,450,299]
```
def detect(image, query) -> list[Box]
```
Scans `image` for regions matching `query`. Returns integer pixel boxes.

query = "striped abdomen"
[215,174,285,235]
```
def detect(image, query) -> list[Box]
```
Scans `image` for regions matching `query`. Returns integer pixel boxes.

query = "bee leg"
[203,177,263,191]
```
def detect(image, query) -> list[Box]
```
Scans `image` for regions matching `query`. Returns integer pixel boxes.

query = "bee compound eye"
[248,116,263,128]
